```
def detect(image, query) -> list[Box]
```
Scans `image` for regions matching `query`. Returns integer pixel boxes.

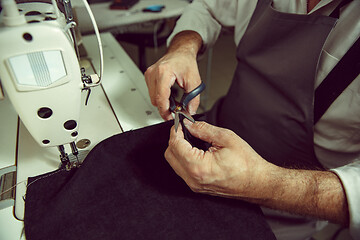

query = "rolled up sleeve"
[167,0,239,54]
[331,161,360,239]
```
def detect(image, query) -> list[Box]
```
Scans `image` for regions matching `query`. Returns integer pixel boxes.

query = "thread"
[26,168,65,189]
[0,179,27,197]
[0,168,65,200]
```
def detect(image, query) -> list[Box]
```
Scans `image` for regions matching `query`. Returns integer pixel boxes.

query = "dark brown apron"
[208,0,338,169]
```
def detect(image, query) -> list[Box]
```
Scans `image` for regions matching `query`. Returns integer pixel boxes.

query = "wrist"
[167,30,203,58]
[247,161,283,200]
[251,165,313,204]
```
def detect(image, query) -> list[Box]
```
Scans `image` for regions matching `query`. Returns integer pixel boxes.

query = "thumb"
[185,121,234,147]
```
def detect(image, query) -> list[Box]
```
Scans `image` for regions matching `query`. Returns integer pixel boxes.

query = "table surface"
[74,0,189,34]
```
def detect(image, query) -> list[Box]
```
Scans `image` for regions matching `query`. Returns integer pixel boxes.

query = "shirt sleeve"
[167,0,239,54]
[331,161,360,239]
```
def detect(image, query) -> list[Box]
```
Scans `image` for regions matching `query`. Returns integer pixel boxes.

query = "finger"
[145,65,167,111]
[183,75,202,115]
[158,107,173,121]
[164,147,184,176]
[165,147,198,190]
[144,66,157,107]
[187,95,200,115]
[185,121,235,147]
[157,73,177,121]
[165,125,190,175]
[168,124,197,159]
[166,125,205,186]
[168,124,192,151]
[169,124,208,167]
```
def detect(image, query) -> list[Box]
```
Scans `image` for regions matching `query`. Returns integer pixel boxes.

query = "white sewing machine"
[0,0,104,167]
[0,0,162,238]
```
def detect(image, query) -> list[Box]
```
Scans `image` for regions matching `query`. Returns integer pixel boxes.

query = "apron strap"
[329,0,353,18]
[314,35,360,124]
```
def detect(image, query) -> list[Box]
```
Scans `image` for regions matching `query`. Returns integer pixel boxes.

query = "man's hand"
[165,121,273,198]
[165,121,349,226]
[144,31,203,120]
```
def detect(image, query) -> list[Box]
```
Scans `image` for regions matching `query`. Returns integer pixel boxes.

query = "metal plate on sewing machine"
[76,139,92,149]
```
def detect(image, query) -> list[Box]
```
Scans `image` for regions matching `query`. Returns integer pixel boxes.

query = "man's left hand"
[165,121,274,198]
[165,121,349,226]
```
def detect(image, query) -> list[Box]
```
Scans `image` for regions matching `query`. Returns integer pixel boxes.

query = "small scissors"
[169,82,206,132]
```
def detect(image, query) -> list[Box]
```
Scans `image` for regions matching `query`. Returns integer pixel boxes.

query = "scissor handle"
[180,82,206,109]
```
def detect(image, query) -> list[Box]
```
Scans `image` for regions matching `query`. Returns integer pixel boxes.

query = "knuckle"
[164,148,171,160]
[188,178,207,193]
[189,165,208,185]
[168,135,179,149]
[219,128,238,145]
[168,138,176,148]
[144,66,153,81]
[189,185,201,193]
[145,64,154,72]
[155,93,163,103]
[223,128,235,137]
[158,106,167,116]
[187,177,204,193]
[195,121,207,131]
[151,93,162,108]
[150,99,157,107]
[157,61,168,72]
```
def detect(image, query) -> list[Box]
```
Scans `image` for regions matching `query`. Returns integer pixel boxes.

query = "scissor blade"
[178,111,195,123]
[174,112,180,132]
[183,113,195,123]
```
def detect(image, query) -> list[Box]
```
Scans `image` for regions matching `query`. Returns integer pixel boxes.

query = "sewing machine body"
[0,1,83,148]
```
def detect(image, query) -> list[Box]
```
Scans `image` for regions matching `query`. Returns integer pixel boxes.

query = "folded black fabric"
[24,117,276,240]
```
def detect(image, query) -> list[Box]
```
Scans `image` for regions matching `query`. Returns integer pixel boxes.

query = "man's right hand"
[144,31,203,120]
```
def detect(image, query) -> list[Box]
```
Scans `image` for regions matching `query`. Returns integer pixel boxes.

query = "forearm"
[167,31,203,58]
[250,166,349,226]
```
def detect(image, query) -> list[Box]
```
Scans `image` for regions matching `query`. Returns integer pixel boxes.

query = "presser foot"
[58,143,89,171]
[61,150,90,171]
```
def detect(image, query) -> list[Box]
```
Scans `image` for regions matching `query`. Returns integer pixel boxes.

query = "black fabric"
[179,114,211,151]
[24,116,276,240]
